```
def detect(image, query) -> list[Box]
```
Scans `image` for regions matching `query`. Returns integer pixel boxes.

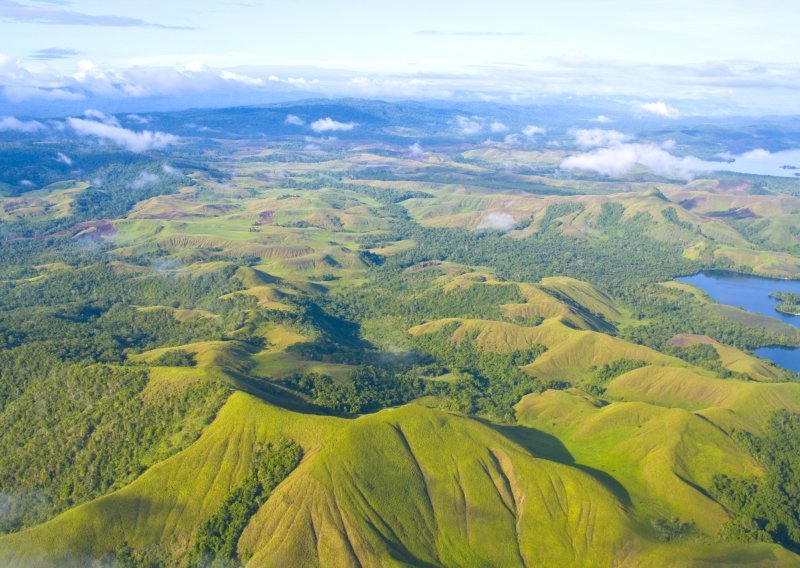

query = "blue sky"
[1,0,799,114]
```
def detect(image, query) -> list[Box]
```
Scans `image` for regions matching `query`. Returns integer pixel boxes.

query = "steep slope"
[4,392,796,566]
[607,365,800,433]
[409,317,679,383]
[667,333,789,382]
[516,390,762,535]
[0,394,344,566]
[239,404,633,567]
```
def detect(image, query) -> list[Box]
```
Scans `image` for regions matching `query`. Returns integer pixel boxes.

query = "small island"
[770,291,800,315]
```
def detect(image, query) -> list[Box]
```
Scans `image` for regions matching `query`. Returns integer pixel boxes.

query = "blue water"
[677,272,800,372]
[715,149,800,178]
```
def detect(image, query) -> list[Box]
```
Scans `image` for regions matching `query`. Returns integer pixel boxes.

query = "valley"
[2,100,800,566]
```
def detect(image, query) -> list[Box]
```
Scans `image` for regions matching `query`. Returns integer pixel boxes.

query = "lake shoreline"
[677,271,800,372]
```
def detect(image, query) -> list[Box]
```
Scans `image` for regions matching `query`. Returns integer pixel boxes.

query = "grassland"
[3,124,800,566]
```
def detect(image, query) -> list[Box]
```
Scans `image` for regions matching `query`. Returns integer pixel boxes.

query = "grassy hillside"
[4,104,800,565]
[3,392,798,567]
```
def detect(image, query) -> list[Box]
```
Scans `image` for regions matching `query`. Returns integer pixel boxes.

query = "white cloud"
[0,0,192,29]
[739,148,772,160]
[2,85,84,102]
[161,164,183,176]
[220,70,263,86]
[310,117,357,132]
[0,115,46,132]
[284,114,304,126]
[129,171,160,190]
[56,152,73,166]
[561,143,715,179]
[83,108,119,125]
[407,142,425,158]
[478,212,516,231]
[456,115,483,135]
[572,128,632,148]
[67,117,178,152]
[590,115,613,123]
[639,101,681,118]
[522,125,545,137]
[490,121,509,133]
[126,114,150,124]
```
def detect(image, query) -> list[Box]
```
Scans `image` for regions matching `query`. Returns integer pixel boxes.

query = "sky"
[1,0,800,115]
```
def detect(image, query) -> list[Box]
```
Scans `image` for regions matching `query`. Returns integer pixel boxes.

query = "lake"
[677,271,800,372]
[714,149,800,178]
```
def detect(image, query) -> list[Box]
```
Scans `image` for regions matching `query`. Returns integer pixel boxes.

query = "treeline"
[619,284,799,351]
[189,440,303,567]
[712,410,800,552]
[364,207,699,289]
[324,274,525,331]
[412,325,552,421]
[0,345,230,533]
[280,367,424,415]
[584,359,647,397]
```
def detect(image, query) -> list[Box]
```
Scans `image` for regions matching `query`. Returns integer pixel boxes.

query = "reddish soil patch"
[704,207,756,219]
[258,210,275,225]
[139,211,190,220]
[69,220,117,240]
[667,333,715,348]
[404,260,443,273]
[716,180,752,193]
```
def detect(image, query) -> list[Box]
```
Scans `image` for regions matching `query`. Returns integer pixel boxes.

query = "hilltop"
[2,100,800,566]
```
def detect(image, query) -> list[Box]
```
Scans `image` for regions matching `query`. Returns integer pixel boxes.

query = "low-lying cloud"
[490,121,509,133]
[639,101,680,118]
[129,171,160,190]
[562,143,715,178]
[0,115,45,132]
[572,128,632,148]
[456,115,483,135]
[284,114,304,126]
[67,116,177,152]
[56,152,73,166]
[407,142,426,158]
[478,212,516,231]
[125,114,150,124]
[522,125,546,137]
[310,117,356,132]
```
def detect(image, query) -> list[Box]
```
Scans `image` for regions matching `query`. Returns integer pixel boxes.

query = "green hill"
[3,392,798,567]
